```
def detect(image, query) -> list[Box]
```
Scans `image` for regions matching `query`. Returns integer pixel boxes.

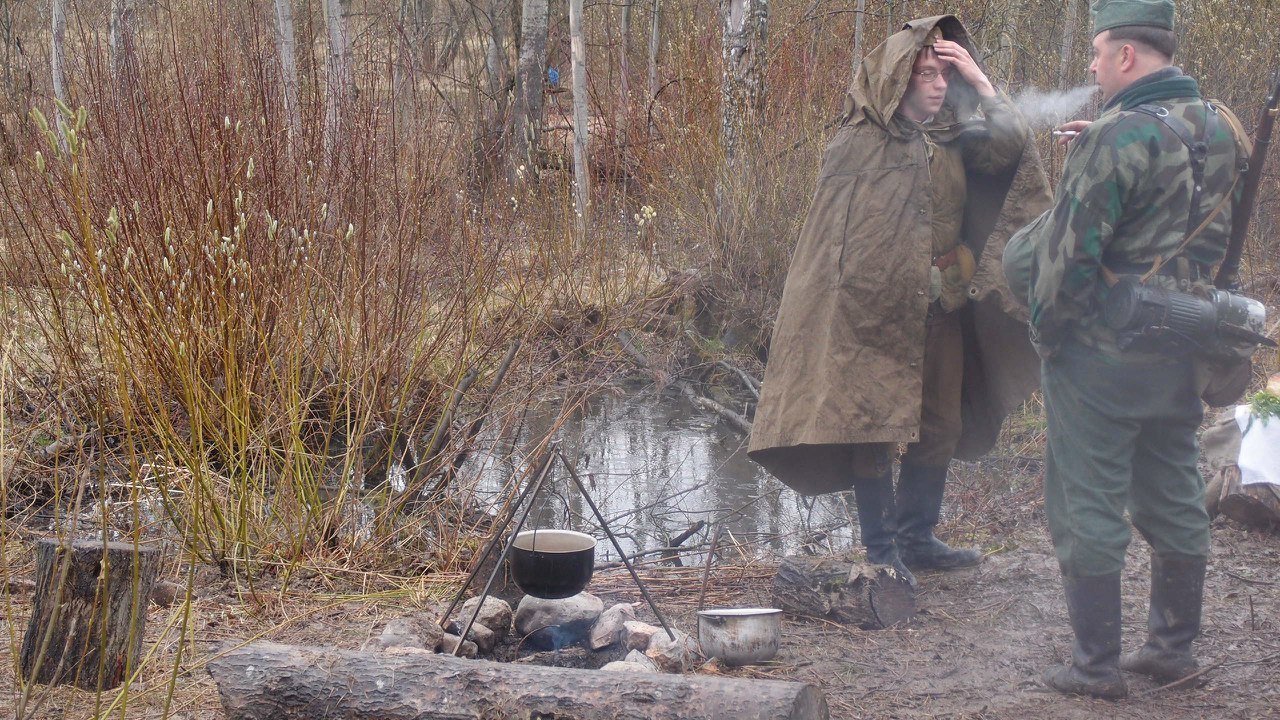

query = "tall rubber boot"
[1120,554,1207,685]
[851,474,917,588]
[1043,573,1128,699]
[896,463,981,570]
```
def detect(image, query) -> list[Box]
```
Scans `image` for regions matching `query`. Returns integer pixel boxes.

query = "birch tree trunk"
[407,0,436,72]
[618,0,632,152]
[484,0,509,101]
[996,21,1015,84]
[852,0,865,71]
[510,0,549,180]
[719,0,768,168]
[717,0,767,249]
[568,0,591,233]
[108,0,137,97]
[323,0,353,166]
[274,0,302,150]
[648,0,660,110]
[1057,0,1081,88]
[50,0,67,151]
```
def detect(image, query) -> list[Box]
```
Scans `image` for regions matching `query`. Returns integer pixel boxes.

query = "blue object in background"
[547,67,560,86]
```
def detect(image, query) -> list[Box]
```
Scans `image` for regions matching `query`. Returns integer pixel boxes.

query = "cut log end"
[1214,467,1280,530]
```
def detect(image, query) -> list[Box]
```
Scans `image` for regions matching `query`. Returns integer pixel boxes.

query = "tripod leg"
[558,448,678,641]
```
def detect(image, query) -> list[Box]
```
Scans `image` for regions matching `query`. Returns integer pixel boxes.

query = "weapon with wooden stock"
[1214,68,1280,289]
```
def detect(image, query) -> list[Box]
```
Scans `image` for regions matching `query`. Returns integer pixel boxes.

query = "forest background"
[0,0,1276,716]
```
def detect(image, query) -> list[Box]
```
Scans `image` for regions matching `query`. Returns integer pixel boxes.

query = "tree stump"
[20,538,160,690]
[772,555,915,629]
[208,641,829,720]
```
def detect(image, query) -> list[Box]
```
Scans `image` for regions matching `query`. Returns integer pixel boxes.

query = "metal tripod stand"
[439,442,677,655]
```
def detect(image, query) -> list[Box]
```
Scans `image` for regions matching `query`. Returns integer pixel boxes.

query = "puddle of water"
[468,386,859,564]
[19,388,863,566]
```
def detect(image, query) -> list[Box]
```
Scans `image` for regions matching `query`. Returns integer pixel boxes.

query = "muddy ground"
[680,518,1280,720]
[3,470,1278,719]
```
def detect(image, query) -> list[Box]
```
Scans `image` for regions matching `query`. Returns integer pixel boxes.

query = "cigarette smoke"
[1009,86,1098,129]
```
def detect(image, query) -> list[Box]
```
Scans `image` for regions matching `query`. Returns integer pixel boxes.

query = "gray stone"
[150,581,182,607]
[6,577,36,595]
[438,633,478,658]
[457,596,513,636]
[364,614,444,652]
[601,660,658,673]
[589,603,638,650]
[515,592,604,651]
[444,620,497,654]
[623,649,659,670]
[645,628,698,673]
[622,620,661,651]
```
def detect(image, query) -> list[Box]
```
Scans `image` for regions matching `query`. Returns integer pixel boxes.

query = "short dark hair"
[1106,26,1177,60]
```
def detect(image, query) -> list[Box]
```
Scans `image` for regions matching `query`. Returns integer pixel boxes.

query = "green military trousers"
[1041,341,1211,577]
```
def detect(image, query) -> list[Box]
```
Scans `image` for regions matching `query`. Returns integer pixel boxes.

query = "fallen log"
[21,538,160,690]
[208,641,829,720]
[772,554,915,630]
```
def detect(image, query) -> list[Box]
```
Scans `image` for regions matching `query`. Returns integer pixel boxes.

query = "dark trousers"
[1042,342,1210,576]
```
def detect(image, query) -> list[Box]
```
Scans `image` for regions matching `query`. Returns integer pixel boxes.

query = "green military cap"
[1091,0,1175,36]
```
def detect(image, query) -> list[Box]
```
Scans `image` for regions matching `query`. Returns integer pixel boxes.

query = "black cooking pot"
[508,529,596,599]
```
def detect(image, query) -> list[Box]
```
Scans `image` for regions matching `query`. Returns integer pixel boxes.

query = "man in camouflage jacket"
[1007,0,1246,699]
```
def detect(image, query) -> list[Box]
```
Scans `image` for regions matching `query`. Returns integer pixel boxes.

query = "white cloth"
[1234,405,1280,487]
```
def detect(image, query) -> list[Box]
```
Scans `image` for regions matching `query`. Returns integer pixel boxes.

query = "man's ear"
[1119,43,1138,72]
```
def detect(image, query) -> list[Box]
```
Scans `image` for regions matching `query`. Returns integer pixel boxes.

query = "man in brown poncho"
[748,16,1051,585]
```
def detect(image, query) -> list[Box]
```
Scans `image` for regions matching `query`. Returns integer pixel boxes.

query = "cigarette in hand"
[1052,130,1079,137]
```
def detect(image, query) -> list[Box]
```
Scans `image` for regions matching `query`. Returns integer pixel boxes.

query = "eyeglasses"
[913,68,952,83]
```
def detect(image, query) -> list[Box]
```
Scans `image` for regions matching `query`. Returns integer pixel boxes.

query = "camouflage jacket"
[1016,68,1244,356]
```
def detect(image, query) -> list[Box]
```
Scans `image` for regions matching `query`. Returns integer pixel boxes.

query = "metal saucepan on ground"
[697,607,782,665]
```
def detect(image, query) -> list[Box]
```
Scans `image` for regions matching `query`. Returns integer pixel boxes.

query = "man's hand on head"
[932,40,995,97]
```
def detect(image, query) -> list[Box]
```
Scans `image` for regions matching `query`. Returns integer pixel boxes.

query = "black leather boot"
[1043,573,1128,699]
[1120,554,1207,685]
[896,463,981,570]
[852,474,917,588]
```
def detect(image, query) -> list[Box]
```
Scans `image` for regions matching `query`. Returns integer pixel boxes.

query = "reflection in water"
[470,387,859,562]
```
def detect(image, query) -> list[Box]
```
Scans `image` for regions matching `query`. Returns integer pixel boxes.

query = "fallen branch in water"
[594,541,711,570]
[678,381,752,435]
[668,520,706,547]
[615,329,651,369]
[717,360,761,399]
[394,367,479,512]
[661,520,708,566]
[36,429,102,462]
[440,340,522,489]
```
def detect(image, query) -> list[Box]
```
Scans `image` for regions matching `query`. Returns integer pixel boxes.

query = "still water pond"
[471,387,858,564]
